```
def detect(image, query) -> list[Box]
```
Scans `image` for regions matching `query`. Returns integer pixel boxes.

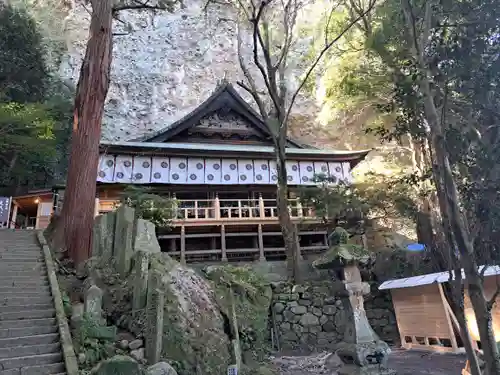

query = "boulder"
[90,355,143,375]
[146,362,178,375]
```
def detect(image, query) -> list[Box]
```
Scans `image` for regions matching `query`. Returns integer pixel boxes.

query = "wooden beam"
[221,225,227,262]
[258,224,265,261]
[180,226,186,265]
[438,283,460,353]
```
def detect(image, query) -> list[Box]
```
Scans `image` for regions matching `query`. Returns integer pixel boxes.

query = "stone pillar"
[145,288,164,365]
[132,251,150,313]
[334,264,395,375]
[134,219,160,253]
[84,285,104,324]
[114,206,135,276]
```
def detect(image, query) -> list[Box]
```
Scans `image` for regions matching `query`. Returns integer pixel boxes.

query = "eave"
[99,141,371,169]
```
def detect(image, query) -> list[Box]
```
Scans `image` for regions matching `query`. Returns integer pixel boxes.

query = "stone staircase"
[0,230,66,375]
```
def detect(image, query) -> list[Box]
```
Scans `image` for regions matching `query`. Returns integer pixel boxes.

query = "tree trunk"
[56,0,113,266]
[401,1,500,371]
[275,141,301,283]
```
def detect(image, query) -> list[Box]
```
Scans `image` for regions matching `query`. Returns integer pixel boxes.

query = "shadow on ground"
[388,349,466,375]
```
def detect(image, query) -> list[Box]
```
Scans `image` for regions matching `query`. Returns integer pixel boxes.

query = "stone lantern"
[313,227,395,375]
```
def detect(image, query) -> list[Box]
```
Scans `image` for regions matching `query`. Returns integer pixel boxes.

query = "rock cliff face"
[58,1,318,142]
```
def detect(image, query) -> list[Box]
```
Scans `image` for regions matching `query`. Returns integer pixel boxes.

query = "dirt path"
[272,349,466,375]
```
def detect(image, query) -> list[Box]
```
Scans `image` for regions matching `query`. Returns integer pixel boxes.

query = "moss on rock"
[90,355,143,375]
[204,265,273,363]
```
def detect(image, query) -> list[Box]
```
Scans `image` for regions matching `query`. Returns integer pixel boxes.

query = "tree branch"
[282,0,378,131]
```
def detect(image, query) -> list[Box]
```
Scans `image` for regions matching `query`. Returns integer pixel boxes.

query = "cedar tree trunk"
[58,0,113,266]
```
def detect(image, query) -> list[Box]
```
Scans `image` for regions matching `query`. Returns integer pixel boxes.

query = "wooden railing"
[174,197,316,221]
[98,197,318,222]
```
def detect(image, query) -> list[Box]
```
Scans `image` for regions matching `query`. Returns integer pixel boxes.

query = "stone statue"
[313,227,395,375]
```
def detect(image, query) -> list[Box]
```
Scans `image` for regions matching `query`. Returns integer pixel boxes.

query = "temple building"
[12,82,370,263]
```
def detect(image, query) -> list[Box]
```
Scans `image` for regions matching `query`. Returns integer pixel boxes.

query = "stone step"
[0,259,43,265]
[0,318,56,330]
[0,250,42,255]
[0,297,53,307]
[0,325,58,339]
[0,278,49,287]
[0,253,42,259]
[0,361,65,375]
[0,264,46,271]
[0,271,48,279]
[0,308,55,321]
[0,343,61,359]
[0,352,62,370]
[0,286,51,295]
[0,303,54,314]
[0,333,59,349]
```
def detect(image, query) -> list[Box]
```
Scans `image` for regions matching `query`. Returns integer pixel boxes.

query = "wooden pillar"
[35,200,41,229]
[170,238,177,252]
[214,194,220,219]
[258,193,265,218]
[9,203,18,229]
[94,198,100,217]
[211,236,216,251]
[180,226,186,265]
[438,283,459,352]
[324,232,329,247]
[221,225,227,262]
[258,224,265,261]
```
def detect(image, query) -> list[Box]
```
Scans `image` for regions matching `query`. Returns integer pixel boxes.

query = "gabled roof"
[132,81,307,148]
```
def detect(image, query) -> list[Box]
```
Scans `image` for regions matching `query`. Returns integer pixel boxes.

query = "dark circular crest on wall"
[196,163,203,170]
[302,176,309,182]
[207,174,214,181]
[106,159,114,167]
[256,174,262,181]
[321,165,328,172]
[142,161,150,168]
[172,173,179,180]
[178,162,186,169]
[261,164,268,170]
[240,175,247,181]
[272,175,278,181]
[161,161,168,168]
[116,172,124,179]
[153,172,161,179]
[135,173,143,180]
[246,163,253,170]
[307,166,313,172]
[213,163,220,170]
[335,166,342,173]
[230,163,237,170]
[224,174,231,181]
[292,165,298,171]
[287,176,293,182]
[190,174,197,180]
[124,160,132,168]
[98,171,106,178]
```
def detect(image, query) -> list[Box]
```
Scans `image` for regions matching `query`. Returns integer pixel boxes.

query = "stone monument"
[313,227,395,375]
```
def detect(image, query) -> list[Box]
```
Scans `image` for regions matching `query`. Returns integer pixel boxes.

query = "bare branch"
[487,275,500,311]
[282,0,378,131]
[236,20,268,120]
[112,0,178,12]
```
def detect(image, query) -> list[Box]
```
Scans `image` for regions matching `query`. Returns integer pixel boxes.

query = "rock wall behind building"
[271,281,399,352]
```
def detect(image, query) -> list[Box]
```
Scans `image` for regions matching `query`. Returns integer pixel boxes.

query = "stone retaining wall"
[271,281,399,351]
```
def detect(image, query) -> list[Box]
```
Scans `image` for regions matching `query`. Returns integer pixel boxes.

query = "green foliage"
[204,265,272,363]
[76,313,117,369]
[0,3,48,103]
[62,291,72,318]
[119,186,177,228]
[300,173,418,235]
[0,2,72,195]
